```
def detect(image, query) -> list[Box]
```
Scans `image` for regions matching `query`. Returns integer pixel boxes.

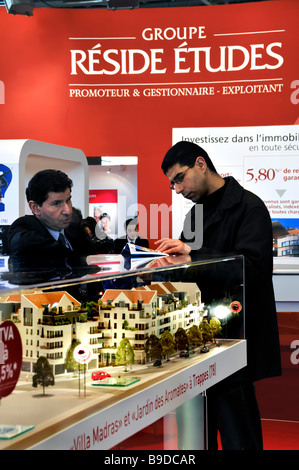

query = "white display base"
[1,340,247,451]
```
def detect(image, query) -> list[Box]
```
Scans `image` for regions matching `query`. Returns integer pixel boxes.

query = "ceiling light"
[107,0,139,9]
[4,0,34,15]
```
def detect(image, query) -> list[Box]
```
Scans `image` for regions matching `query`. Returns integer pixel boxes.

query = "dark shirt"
[181,176,281,382]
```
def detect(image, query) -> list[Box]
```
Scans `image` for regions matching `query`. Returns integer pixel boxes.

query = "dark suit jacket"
[6,215,103,285]
[113,236,149,254]
[181,176,281,383]
[7,215,94,261]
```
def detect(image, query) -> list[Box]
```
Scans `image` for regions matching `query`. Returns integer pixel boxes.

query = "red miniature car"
[91,371,111,381]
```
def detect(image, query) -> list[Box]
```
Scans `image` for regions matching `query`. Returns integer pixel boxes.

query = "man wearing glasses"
[155,141,281,451]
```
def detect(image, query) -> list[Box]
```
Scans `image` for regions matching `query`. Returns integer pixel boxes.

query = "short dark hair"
[125,218,138,230]
[100,212,110,221]
[161,141,217,174]
[26,169,73,205]
[81,216,97,235]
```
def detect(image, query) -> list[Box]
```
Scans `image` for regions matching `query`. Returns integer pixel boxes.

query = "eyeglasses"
[170,166,192,190]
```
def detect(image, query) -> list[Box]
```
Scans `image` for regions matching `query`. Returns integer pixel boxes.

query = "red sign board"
[0,321,23,398]
[89,189,118,204]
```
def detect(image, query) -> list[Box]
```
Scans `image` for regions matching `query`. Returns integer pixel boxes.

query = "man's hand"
[154,238,191,255]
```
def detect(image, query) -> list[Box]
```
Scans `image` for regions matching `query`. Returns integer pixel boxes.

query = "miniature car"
[91,371,111,381]
[179,350,189,358]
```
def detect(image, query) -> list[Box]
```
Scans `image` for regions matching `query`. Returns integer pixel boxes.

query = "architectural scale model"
[0,282,205,375]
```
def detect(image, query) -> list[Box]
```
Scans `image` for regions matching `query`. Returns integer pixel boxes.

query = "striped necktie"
[58,232,71,249]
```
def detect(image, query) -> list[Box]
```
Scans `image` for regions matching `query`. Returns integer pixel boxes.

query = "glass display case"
[0,251,246,450]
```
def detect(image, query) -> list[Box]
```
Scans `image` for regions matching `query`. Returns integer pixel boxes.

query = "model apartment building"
[0,282,203,375]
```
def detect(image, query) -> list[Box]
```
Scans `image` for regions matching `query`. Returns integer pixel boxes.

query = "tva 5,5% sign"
[0,321,23,398]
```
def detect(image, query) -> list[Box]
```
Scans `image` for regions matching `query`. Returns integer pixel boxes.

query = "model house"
[0,282,203,374]
[0,291,101,375]
[99,282,203,364]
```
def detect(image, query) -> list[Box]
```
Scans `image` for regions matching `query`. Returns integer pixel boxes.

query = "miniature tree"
[32,356,55,396]
[115,337,135,372]
[209,317,222,341]
[145,334,162,364]
[198,319,213,353]
[174,327,189,354]
[65,340,83,375]
[84,301,99,320]
[160,330,176,361]
[187,324,203,351]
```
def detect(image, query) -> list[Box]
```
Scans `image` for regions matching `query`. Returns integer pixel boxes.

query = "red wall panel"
[0,0,298,241]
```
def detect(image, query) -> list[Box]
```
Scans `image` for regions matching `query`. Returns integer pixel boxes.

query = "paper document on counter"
[121,243,168,258]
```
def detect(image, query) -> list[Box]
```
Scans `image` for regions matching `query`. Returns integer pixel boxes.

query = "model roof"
[101,289,156,305]
[3,291,80,309]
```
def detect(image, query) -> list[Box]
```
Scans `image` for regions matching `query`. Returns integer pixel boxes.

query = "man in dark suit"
[7,169,94,269]
[155,141,281,450]
[114,217,149,254]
